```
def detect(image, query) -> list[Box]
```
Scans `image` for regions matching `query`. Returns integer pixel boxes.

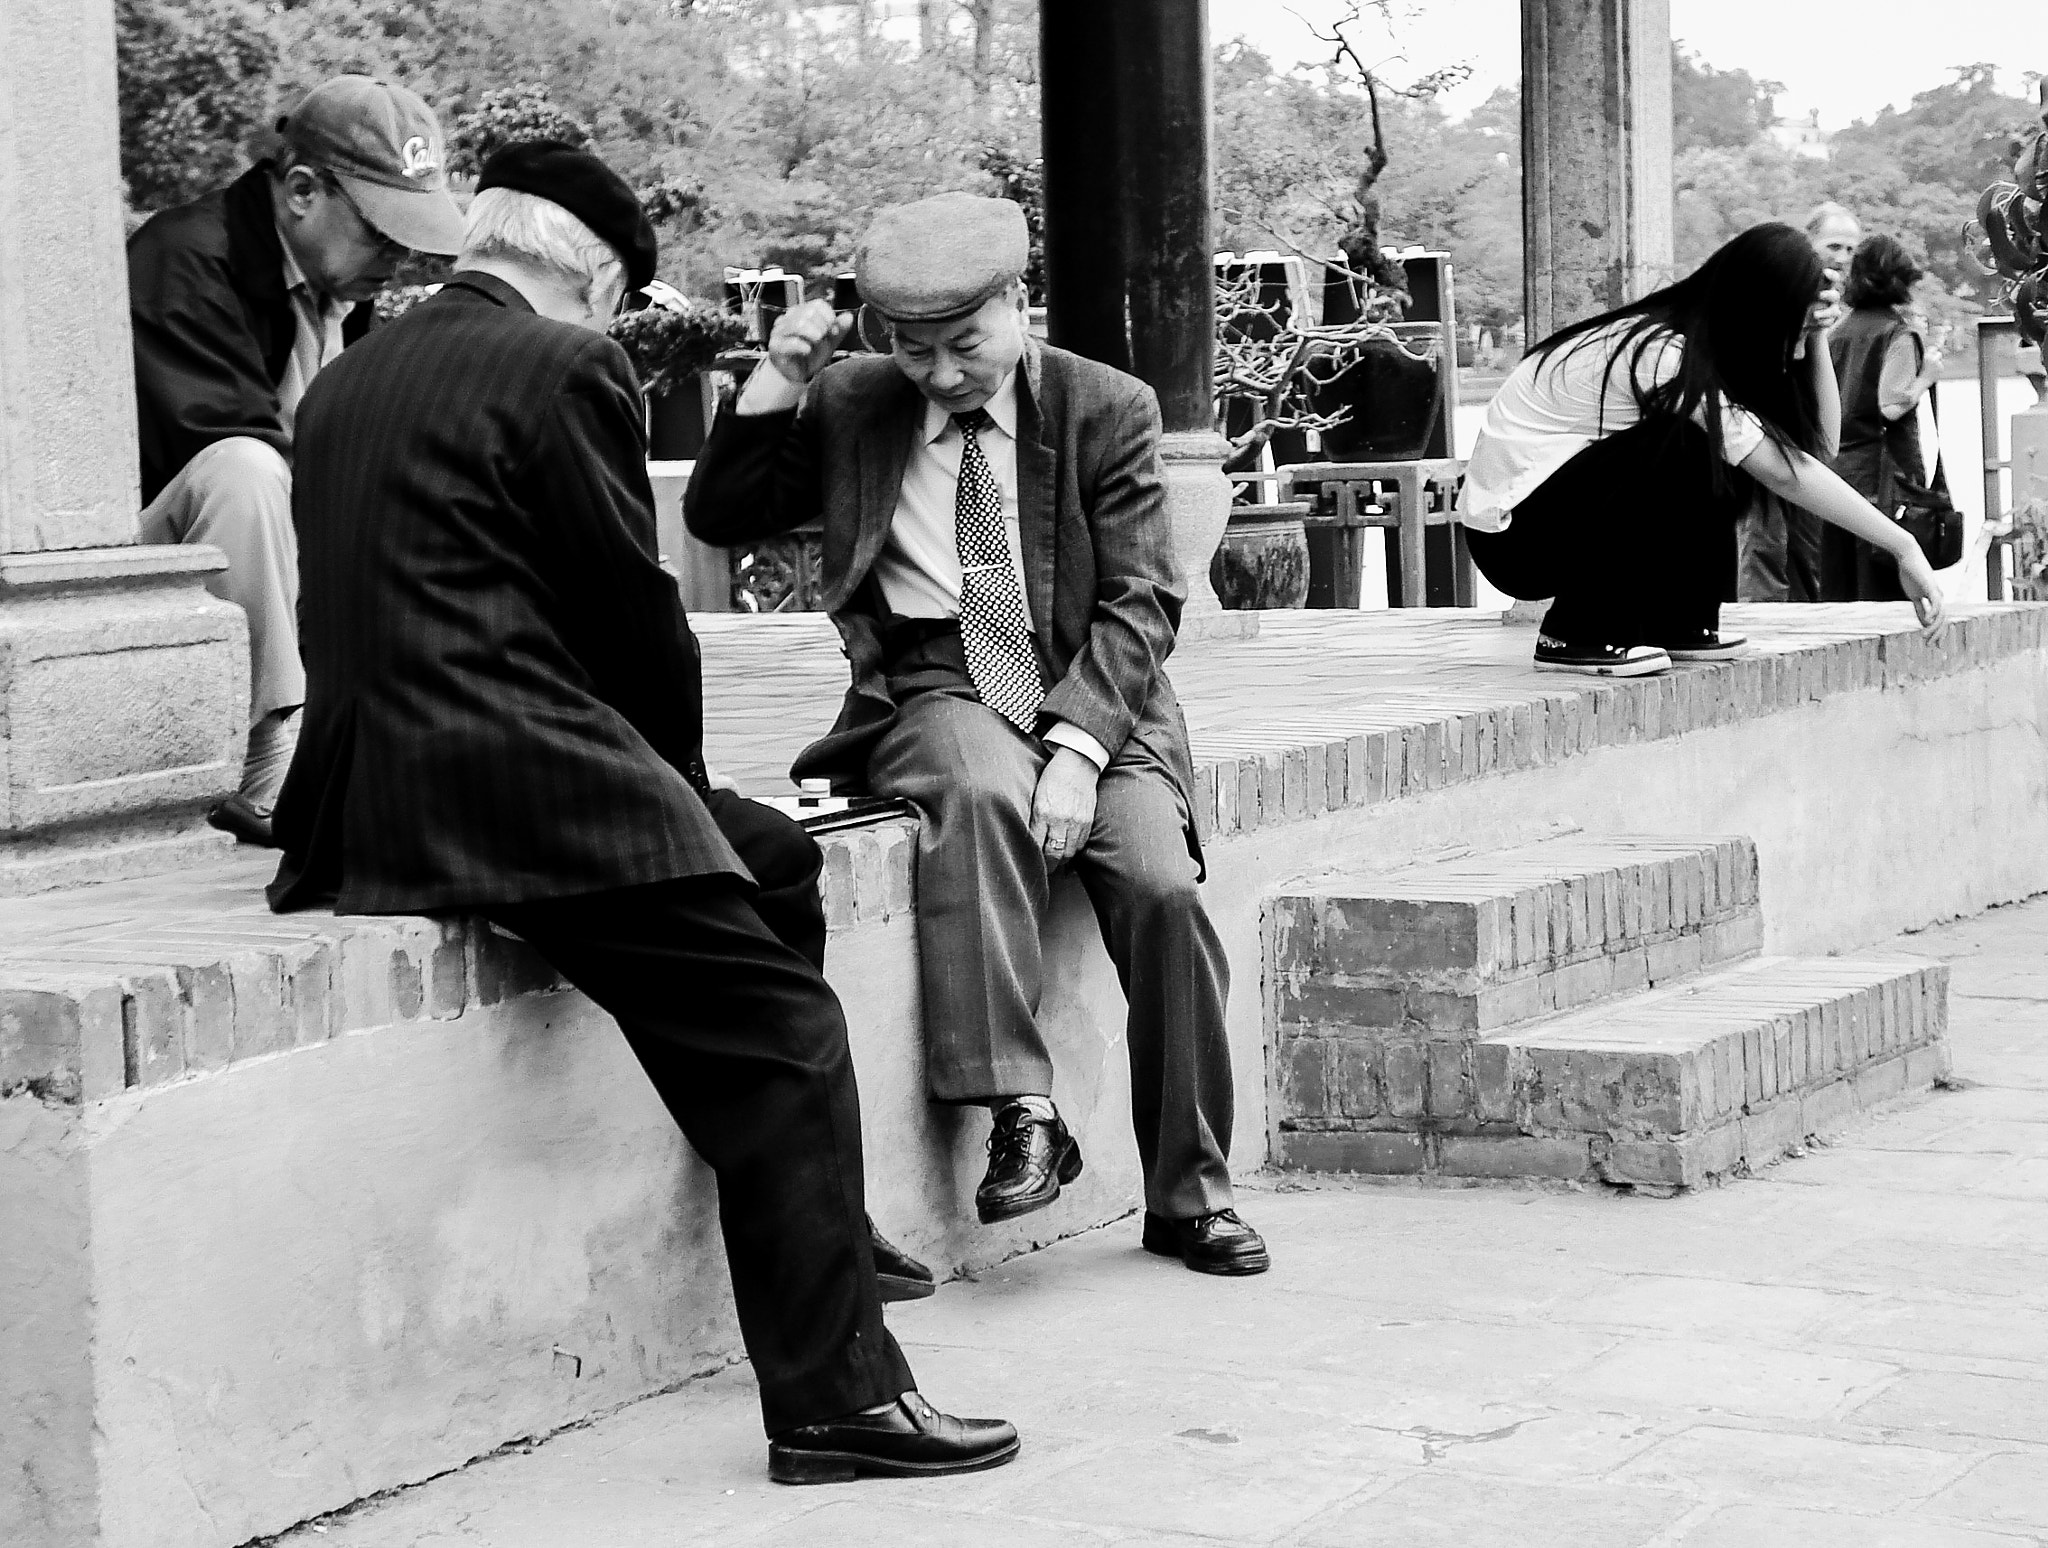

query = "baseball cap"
[276,76,466,256]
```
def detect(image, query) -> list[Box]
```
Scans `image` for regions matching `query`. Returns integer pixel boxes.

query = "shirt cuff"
[1043,721,1110,770]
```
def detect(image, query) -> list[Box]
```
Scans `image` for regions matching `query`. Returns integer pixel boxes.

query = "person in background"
[127,76,465,846]
[1735,201,1862,603]
[1822,233,1952,600]
[1457,222,1946,677]
[267,142,1014,1485]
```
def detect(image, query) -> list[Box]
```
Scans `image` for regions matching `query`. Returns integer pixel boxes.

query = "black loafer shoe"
[868,1217,935,1302]
[1141,1208,1272,1276]
[769,1392,1020,1484]
[974,1103,1083,1224]
[207,794,276,848]
[1653,629,1748,662]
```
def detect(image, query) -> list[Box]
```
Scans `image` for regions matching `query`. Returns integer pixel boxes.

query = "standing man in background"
[127,75,464,845]
[1737,201,1859,603]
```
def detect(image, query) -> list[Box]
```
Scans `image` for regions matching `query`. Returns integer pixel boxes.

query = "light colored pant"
[139,436,303,721]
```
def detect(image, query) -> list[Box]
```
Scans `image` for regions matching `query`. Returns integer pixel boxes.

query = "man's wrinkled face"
[1810,214,1861,276]
[889,285,1028,415]
[277,165,405,303]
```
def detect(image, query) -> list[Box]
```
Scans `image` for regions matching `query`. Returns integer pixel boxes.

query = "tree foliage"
[114,0,278,212]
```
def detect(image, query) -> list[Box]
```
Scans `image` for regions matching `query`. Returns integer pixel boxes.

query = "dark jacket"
[1829,306,1938,498]
[127,164,373,504]
[268,273,742,915]
[683,344,1197,821]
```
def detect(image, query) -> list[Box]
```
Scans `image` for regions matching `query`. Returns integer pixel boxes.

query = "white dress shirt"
[275,223,348,438]
[872,370,1109,770]
[1459,321,1768,532]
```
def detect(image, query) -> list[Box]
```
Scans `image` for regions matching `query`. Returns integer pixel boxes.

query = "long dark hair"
[1528,222,1826,487]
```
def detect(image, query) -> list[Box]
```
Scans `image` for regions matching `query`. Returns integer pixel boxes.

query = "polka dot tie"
[952,410,1045,731]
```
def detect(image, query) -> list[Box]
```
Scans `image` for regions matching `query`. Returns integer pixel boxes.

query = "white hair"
[459,187,626,311]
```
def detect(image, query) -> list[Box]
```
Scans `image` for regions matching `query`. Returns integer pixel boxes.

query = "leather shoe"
[869,1217,935,1302]
[207,794,275,848]
[975,1102,1082,1224]
[1141,1208,1271,1275]
[769,1391,1019,1484]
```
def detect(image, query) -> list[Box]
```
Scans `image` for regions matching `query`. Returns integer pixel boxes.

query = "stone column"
[1040,0,1252,638]
[0,0,244,895]
[1521,0,1675,340]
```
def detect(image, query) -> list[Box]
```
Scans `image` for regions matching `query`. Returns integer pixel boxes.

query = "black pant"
[1737,493,1823,602]
[1465,420,1744,646]
[488,789,912,1435]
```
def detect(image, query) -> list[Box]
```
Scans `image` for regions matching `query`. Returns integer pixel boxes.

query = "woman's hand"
[1808,280,1844,334]
[1894,546,1948,637]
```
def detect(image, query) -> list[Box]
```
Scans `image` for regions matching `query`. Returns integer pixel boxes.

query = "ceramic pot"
[1212,503,1312,610]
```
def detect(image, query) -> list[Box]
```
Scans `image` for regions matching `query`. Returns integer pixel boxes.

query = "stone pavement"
[270,894,2048,1548]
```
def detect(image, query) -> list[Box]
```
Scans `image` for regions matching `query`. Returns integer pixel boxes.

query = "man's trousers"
[138,435,305,722]
[1736,493,1822,603]
[486,790,913,1435]
[865,630,1237,1222]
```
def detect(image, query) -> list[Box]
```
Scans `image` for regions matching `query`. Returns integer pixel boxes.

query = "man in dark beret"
[687,193,1269,1278]
[267,144,1016,1483]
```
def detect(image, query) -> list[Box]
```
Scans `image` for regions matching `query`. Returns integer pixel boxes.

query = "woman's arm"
[1740,437,1946,633]
[1807,327,1842,457]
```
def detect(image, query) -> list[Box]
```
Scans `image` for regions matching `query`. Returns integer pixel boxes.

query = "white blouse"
[1458,322,1768,532]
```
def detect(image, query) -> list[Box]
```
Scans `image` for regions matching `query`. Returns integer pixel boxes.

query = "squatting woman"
[1457,222,1946,676]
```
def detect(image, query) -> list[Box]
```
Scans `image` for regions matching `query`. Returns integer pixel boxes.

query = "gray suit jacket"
[686,341,1199,835]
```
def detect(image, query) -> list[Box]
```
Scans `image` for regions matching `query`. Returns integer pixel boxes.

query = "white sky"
[1207,0,2039,130]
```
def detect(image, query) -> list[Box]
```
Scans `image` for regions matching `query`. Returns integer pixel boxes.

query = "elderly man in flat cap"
[688,193,1269,1278]
[128,76,467,846]
[267,144,1016,1484]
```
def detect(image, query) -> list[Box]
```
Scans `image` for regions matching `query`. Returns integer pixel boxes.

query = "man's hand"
[767,300,853,388]
[1031,747,1100,866]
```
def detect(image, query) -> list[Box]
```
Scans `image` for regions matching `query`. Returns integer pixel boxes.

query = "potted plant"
[608,288,750,460]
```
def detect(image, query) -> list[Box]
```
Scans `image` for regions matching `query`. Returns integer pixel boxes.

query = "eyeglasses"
[322,173,408,261]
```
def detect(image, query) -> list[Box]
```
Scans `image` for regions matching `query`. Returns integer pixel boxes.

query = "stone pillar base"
[0,547,247,895]
[1160,430,1259,643]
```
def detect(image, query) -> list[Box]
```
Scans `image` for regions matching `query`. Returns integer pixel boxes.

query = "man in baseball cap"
[128,76,463,846]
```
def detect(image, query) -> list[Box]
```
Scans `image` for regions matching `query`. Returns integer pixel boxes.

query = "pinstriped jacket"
[684,342,1199,831]
[268,274,744,915]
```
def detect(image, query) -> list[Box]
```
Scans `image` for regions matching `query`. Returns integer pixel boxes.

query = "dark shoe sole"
[769,1435,1021,1484]
[975,1137,1084,1225]
[1141,1230,1272,1276]
[877,1272,937,1303]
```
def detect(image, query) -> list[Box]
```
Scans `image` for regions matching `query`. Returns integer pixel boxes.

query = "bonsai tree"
[1973,86,2048,596]
[607,286,750,399]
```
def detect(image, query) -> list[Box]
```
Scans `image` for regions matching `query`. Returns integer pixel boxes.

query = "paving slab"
[269,894,2048,1547]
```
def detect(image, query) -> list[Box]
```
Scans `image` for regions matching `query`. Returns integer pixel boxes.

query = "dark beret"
[856,193,1029,324]
[477,140,658,294]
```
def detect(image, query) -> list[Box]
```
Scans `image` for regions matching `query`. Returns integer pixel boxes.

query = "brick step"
[1271,835,1762,1062]
[1280,954,1950,1190]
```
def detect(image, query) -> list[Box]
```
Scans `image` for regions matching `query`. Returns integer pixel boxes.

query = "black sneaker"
[1532,636,1671,677]
[1654,629,1748,662]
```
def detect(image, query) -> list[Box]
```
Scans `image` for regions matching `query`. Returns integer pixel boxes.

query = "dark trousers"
[1465,420,1744,646]
[487,789,912,1435]
[865,622,1236,1220]
[1737,493,1822,602]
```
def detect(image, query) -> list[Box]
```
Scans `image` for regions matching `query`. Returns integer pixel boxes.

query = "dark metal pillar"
[1040,0,1216,433]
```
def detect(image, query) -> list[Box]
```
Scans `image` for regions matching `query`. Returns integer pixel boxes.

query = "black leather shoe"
[975,1103,1083,1224]
[207,794,275,848]
[1141,1208,1271,1275]
[768,1392,1019,1484]
[868,1217,935,1302]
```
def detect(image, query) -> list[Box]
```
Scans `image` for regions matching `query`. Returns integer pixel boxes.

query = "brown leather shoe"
[768,1392,1019,1484]
[869,1217,935,1302]
[974,1103,1082,1224]
[1141,1208,1271,1275]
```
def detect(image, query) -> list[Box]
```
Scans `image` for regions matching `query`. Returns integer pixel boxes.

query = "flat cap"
[855,193,1029,324]
[477,140,658,294]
